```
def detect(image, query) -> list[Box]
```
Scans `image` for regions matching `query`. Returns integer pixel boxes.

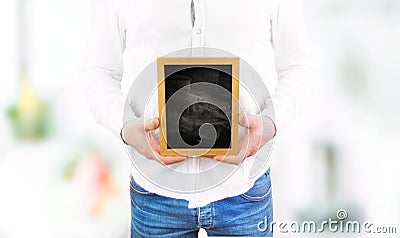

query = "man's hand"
[121,117,187,165]
[213,114,276,165]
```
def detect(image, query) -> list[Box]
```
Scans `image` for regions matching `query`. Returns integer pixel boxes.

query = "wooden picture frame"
[157,57,239,157]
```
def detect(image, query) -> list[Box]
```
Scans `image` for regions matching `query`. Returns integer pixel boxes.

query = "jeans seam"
[197,207,201,229]
[240,185,271,201]
[211,202,215,228]
[130,182,154,195]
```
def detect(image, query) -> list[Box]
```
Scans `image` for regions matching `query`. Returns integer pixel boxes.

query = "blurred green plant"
[61,158,79,180]
[7,79,51,140]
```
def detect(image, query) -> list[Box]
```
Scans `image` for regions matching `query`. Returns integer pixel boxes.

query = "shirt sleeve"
[80,0,127,138]
[261,0,313,134]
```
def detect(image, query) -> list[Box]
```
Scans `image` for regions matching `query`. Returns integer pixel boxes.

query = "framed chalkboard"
[157,57,239,157]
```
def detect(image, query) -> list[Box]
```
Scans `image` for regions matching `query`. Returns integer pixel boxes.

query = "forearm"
[80,0,127,139]
[262,0,313,133]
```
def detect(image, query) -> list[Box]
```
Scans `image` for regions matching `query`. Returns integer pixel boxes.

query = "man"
[81,0,311,236]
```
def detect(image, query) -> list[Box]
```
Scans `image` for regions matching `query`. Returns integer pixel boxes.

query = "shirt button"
[196,29,202,34]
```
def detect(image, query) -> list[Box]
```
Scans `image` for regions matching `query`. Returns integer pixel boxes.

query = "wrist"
[120,129,128,145]
[120,120,134,145]
[120,126,129,145]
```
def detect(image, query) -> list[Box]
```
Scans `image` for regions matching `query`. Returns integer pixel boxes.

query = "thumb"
[238,114,250,128]
[144,117,159,131]
[239,114,261,129]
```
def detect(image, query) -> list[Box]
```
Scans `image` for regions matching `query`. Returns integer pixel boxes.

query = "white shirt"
[80,0,312,208]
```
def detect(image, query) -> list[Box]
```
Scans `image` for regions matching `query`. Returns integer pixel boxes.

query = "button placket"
[191,0,205,49]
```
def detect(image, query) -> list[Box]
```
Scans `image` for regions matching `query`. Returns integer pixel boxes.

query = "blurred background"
[0,0,399,237]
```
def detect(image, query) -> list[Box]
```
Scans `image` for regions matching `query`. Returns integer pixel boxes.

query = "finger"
[213,132,248,161]
[163,156,188,164]
[239,114,262,129]
[213,128,259,164]
[246,144,259,157]
[238,113,250,128]
[213,142,247,165]
[238,116,263,158]
[214,154,243,165]
[144,141,186,165]
[146,130,160,150]
[213,155,224,160]
[248,124,264,156]
[249,139,262,156]
[144,117,159,131]
[156,154,187,165]
[244,135,262,158]
[148,135,161,153]
[249,115,262,129]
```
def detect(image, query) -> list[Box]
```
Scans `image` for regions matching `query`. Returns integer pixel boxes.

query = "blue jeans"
[130,169,273,237]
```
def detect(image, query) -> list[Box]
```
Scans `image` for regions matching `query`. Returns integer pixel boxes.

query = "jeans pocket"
[240,170,271,201]
[130,178,154,195]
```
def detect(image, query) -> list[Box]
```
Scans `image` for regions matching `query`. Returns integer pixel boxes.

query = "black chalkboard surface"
[157,57,239,157]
